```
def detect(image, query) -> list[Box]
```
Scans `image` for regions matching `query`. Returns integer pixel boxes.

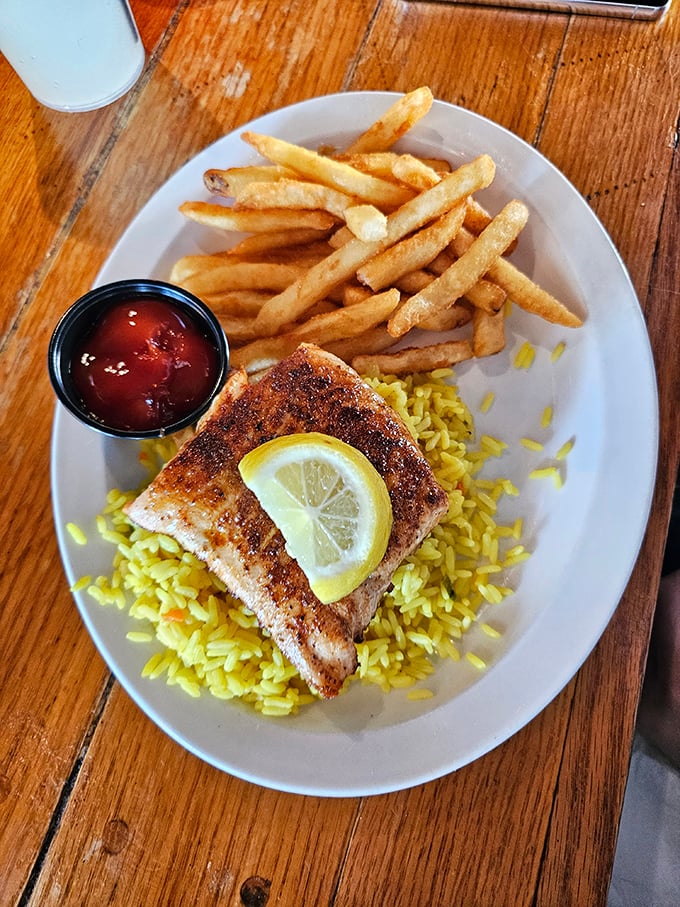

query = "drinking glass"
[0,0,145,112]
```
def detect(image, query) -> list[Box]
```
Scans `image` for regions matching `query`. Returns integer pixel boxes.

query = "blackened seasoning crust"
[125,344,448,698]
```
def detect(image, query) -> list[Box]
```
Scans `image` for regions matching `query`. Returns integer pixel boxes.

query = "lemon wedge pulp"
[238,432,393,604]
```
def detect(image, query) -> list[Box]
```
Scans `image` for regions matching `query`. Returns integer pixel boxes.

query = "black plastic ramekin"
[47,279,230,439]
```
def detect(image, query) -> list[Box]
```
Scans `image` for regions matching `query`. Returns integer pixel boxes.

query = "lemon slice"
[238,432,393,604]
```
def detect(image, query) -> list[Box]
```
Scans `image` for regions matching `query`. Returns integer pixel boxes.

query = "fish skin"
[125,344,448,698]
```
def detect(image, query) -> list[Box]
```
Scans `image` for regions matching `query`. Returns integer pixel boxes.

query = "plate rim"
[50,91,659,797]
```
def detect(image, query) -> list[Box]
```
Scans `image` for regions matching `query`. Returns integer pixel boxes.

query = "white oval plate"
[51,93,657,796]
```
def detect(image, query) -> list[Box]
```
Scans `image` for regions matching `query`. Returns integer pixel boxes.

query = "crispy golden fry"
[232,289,400,372]
[486,255,584,328]
[342,284,374,306]
[216,302,341,343]
[352,339,474,376]
[464,280,507,313]
[204,164,294,197]
[230,336,301,373]
[227,229,333,257]
[328,225,354,249]
[419,302,473,332]
[464,196,493,234]
[254,155,496,335]
[199,290,271,316]
[472,307,506,357]
[357,203,466,291]
[253,240,334,266]
[388,199,528,337]
[180,262,309,296]
[391,153,441,190]
[241,132,414,209]
[427,248,507,312]
[214,314,261,344]
[333,151,402,180]
[462,198,518,253]
[344,204,388,241]
[335,151,449,183]
[395,270,434,294]
[451,225,583,327]
[299,300,341,319]
[324,326,397,362]
[292,288,400,343]
[179,201,337,233]
[234,179,359,219]
[344,86,434,154]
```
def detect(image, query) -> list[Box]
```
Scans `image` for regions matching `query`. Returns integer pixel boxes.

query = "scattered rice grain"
[66,522,87,545]
[480,391,495,413]
[551,341,566,362]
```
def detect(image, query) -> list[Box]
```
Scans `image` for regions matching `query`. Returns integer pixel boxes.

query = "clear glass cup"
[0,0,145,112]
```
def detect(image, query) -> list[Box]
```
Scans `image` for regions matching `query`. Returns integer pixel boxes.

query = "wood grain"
[1,0,678,904]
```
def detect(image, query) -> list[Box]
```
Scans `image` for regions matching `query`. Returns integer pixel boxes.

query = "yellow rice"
[85,369,526,715]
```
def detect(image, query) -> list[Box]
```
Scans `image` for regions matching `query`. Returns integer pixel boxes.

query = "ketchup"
[71,297,219,432]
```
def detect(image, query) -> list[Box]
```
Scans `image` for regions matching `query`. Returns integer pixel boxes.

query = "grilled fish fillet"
[124,344,448,698]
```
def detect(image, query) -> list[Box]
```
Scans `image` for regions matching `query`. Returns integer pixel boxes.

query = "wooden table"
[2,2,679,904]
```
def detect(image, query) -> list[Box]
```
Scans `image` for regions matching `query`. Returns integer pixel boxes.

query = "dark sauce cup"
[48,279,230,440]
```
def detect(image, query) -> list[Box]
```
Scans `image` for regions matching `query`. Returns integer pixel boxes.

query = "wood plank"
[6,2,376,905]
[332,691,575,906]
[0,1,181,344]
[536,69,680,904]
[536,12,680,302]
[26,687,360,906]
[4,0,676,904]
[529,8,680,903]
[348,3,568,143]
[0,3,187,896]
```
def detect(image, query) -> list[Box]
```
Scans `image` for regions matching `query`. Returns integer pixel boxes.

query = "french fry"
[391,153,441,190]
[357,203,466,291]
[486,253,583,328]
[241,132,414,208]
[254,155,496,335]
[199,290,272,316]
[335,151,448,182]
[344,86,434,154]
[464,280,507,313]
[227,228,333,257]
[179,201,337,233]
[464,197,493,234]
[463,198,518,253]
[328,225,354,249]
[233,289,400,372]
[419,303,473,333]
[395,270,434,294]
[427,248,507,312]
[342,284,374,306]
[352,339,474,377]
[227,227,330,258]
[388,199,528,337]
[324,326,397,362]
[204,164,294,197]
[213,314,261,344]
[234,179,359,219]
[344,204,388,241]
[290,288,400,343]
[230,336,301,373]
[179,261,309,296]
[472,307,506,357]
[452,225,583,327]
